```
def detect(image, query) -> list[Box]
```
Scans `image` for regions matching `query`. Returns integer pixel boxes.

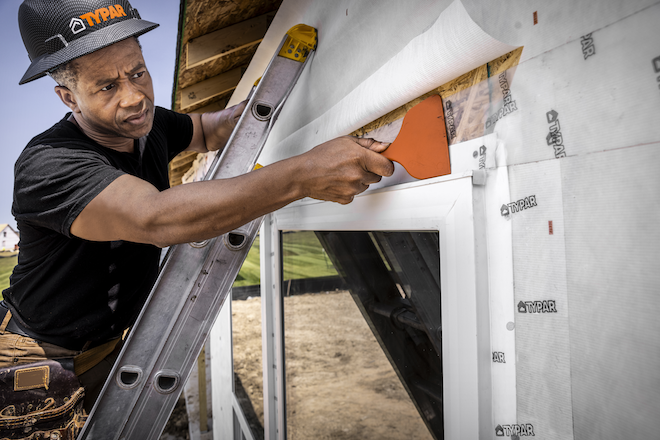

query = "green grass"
[232,231,339,287]
[0,232,336,291]
[282,231,338,280]
[233,235,261,287]
[0,254,18,296]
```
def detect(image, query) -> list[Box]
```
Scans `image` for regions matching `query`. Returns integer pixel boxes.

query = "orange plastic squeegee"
[381,95,451,180]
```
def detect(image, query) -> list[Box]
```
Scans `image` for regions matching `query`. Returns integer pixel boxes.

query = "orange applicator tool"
[381,95,451,180]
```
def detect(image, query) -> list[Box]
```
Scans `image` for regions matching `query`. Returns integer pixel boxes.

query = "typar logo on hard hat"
[78,5,128,29]
[69,5,129,36]
[69,18,86,35]
[18,0,159,85]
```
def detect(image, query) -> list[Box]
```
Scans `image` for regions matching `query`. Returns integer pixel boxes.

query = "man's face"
[68,38,155,140]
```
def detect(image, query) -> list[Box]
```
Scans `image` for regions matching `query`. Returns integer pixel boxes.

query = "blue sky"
[0,0,181,229]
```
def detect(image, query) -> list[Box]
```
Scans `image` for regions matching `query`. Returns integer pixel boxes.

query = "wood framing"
[186,12,274,69]
[180,67,243,111]
[193,99,231,114]
[168,150,199,187]
[169,0,282,187]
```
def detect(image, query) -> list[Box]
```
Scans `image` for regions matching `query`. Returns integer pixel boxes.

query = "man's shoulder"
[154,106,178,119]
[25,113,84,148]
[152,106,190,130]
[19,114,99,166]
[16,119,108,172]
[148,107,194,154]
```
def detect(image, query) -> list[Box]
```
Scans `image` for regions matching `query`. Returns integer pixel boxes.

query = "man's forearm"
[70,136,394,246]
[71,156,304,247]
[138,157,304,247]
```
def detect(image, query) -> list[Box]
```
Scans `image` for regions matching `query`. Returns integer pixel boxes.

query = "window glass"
[232,236,265,439]
[283,231,442,440]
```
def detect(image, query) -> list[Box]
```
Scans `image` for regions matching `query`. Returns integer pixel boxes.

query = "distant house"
[0,224,19,251]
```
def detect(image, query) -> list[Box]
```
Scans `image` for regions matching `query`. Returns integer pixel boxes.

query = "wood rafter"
[170,151,199,170]
[180,67,243,111]
[169,0,283,186]
[186,12,274,69]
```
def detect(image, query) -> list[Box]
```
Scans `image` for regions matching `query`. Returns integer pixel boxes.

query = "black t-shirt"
[3,106,193,345]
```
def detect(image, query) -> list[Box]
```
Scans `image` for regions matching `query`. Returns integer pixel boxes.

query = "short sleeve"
[12,144,125,237]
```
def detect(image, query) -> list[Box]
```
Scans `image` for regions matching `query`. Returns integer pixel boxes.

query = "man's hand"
[187,101,247,153]
[294,136,394,204]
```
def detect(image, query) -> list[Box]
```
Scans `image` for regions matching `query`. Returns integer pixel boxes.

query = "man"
[1,0,392,436]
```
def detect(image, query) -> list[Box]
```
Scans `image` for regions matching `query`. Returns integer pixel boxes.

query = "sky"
[0,0,181,230]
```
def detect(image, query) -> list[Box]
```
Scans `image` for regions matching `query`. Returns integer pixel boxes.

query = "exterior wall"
[0,225,19,251]
[219,0,660,438]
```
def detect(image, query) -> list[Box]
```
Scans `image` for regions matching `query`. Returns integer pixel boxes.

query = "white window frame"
[259,173,492,440]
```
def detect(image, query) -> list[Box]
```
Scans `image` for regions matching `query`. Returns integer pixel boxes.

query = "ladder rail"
[78,26,315,439]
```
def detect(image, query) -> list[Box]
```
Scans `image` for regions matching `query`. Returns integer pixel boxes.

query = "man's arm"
[185,101,247,154]
[70,136,393,247]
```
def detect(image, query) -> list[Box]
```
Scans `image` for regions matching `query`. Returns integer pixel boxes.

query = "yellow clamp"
[278,24,317,62]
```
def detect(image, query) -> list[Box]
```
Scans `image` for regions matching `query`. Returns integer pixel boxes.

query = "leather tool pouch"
[0,360,85,440]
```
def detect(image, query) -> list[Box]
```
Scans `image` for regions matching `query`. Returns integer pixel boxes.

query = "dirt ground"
[232,291,434,440]
[160,395,190,440]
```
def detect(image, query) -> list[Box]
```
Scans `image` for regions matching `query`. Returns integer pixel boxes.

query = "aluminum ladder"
[78,24,317,440]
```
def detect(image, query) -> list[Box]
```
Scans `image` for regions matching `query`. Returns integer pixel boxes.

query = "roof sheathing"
[169,0,282,186]
[172,0,281,113]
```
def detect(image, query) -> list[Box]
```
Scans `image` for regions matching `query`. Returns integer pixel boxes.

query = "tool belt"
[0,359,85,440]
[0,303,122,376]
[0,305,124,439]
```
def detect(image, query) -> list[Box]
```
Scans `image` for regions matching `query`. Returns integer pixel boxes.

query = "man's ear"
[54,86,80,113]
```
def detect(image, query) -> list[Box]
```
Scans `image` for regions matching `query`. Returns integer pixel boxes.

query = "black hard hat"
[18,0,159,85]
